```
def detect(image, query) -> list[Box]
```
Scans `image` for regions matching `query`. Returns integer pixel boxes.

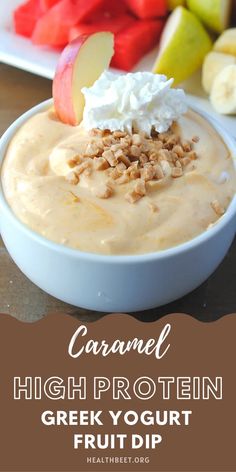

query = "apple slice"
[53,32,114,126]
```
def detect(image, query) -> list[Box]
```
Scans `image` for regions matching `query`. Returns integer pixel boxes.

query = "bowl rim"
[0,98,236,265]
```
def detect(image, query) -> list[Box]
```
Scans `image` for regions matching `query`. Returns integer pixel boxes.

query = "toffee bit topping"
[66,171,79,185]
[171,167,183,178]
[65,126,200,203]
[160,160,171,177]
[130,144,141,158]
[154,164,164,180]
[94,183,113,199]
[135,178,146,196]
[85,143,99,157]
[116,173,130,185]
[102,149,118,167]
[94,157,109,171]
[211,199,225,216]
[89,128,104,137]
[116,162,127,173]
[181,157,191,167]
[149,202,159,213]
[141,164,156,182]
[68,157,79,168]
[182,140,193,153]
[132,133,142,146]
[125,179,146,203]
[74,160,91,175]
[188,151,197,161]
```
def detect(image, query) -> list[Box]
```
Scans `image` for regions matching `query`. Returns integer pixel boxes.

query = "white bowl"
[0,100,236,312]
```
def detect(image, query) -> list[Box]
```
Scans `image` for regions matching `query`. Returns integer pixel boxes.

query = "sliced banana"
[202,51,236,94]
[210,64,236,115]
[214,28,236,56]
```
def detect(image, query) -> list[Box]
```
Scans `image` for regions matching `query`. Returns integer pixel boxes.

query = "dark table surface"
[0,63,235,322]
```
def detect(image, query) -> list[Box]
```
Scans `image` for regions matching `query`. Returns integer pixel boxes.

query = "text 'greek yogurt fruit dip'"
[2,72,236,255]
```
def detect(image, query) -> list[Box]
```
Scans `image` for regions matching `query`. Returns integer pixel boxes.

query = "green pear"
[186,0,231,34]
[153,7,212,85]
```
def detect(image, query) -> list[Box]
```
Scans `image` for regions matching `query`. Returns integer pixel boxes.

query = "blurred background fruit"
[40,0,59,11]
[214,28,236,55]
[153,7,212,84]
[111,19,164,71]
[210,64,236,113]
[12,0,236,115]
[186,0,232,33]
[125,0,167,19]
[167,0,185,10]
[14,0,44,37]
[202,51,236,93]
[14,0,167,68]
[202,28,236,114]
[32,0,105,46]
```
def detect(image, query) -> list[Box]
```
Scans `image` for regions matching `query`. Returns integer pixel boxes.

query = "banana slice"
[202,51,236,94]
[210,64,236,114]
[214,28,236,55]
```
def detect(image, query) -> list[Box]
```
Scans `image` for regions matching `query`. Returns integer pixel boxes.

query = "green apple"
[186,0,231,34]
[168,0,185,10]
[153,7,212,85]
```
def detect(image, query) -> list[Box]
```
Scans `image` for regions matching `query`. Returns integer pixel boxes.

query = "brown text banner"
[0,313,235,472]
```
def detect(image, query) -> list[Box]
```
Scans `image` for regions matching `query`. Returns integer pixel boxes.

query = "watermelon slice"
[32,0,105,46]
[125,0,167,19]
[89,0,128,20]
[13,0,43,38]
[69,14,135,42]
[111,20,163,71]
[40,0,60,11]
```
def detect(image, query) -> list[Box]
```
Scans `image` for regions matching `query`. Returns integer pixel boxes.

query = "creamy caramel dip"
[1,109,236,255]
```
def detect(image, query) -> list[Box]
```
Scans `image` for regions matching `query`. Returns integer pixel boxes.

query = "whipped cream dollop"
[82,71,187,135]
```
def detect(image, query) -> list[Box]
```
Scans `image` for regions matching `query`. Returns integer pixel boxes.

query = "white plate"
[1,0,236,138]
